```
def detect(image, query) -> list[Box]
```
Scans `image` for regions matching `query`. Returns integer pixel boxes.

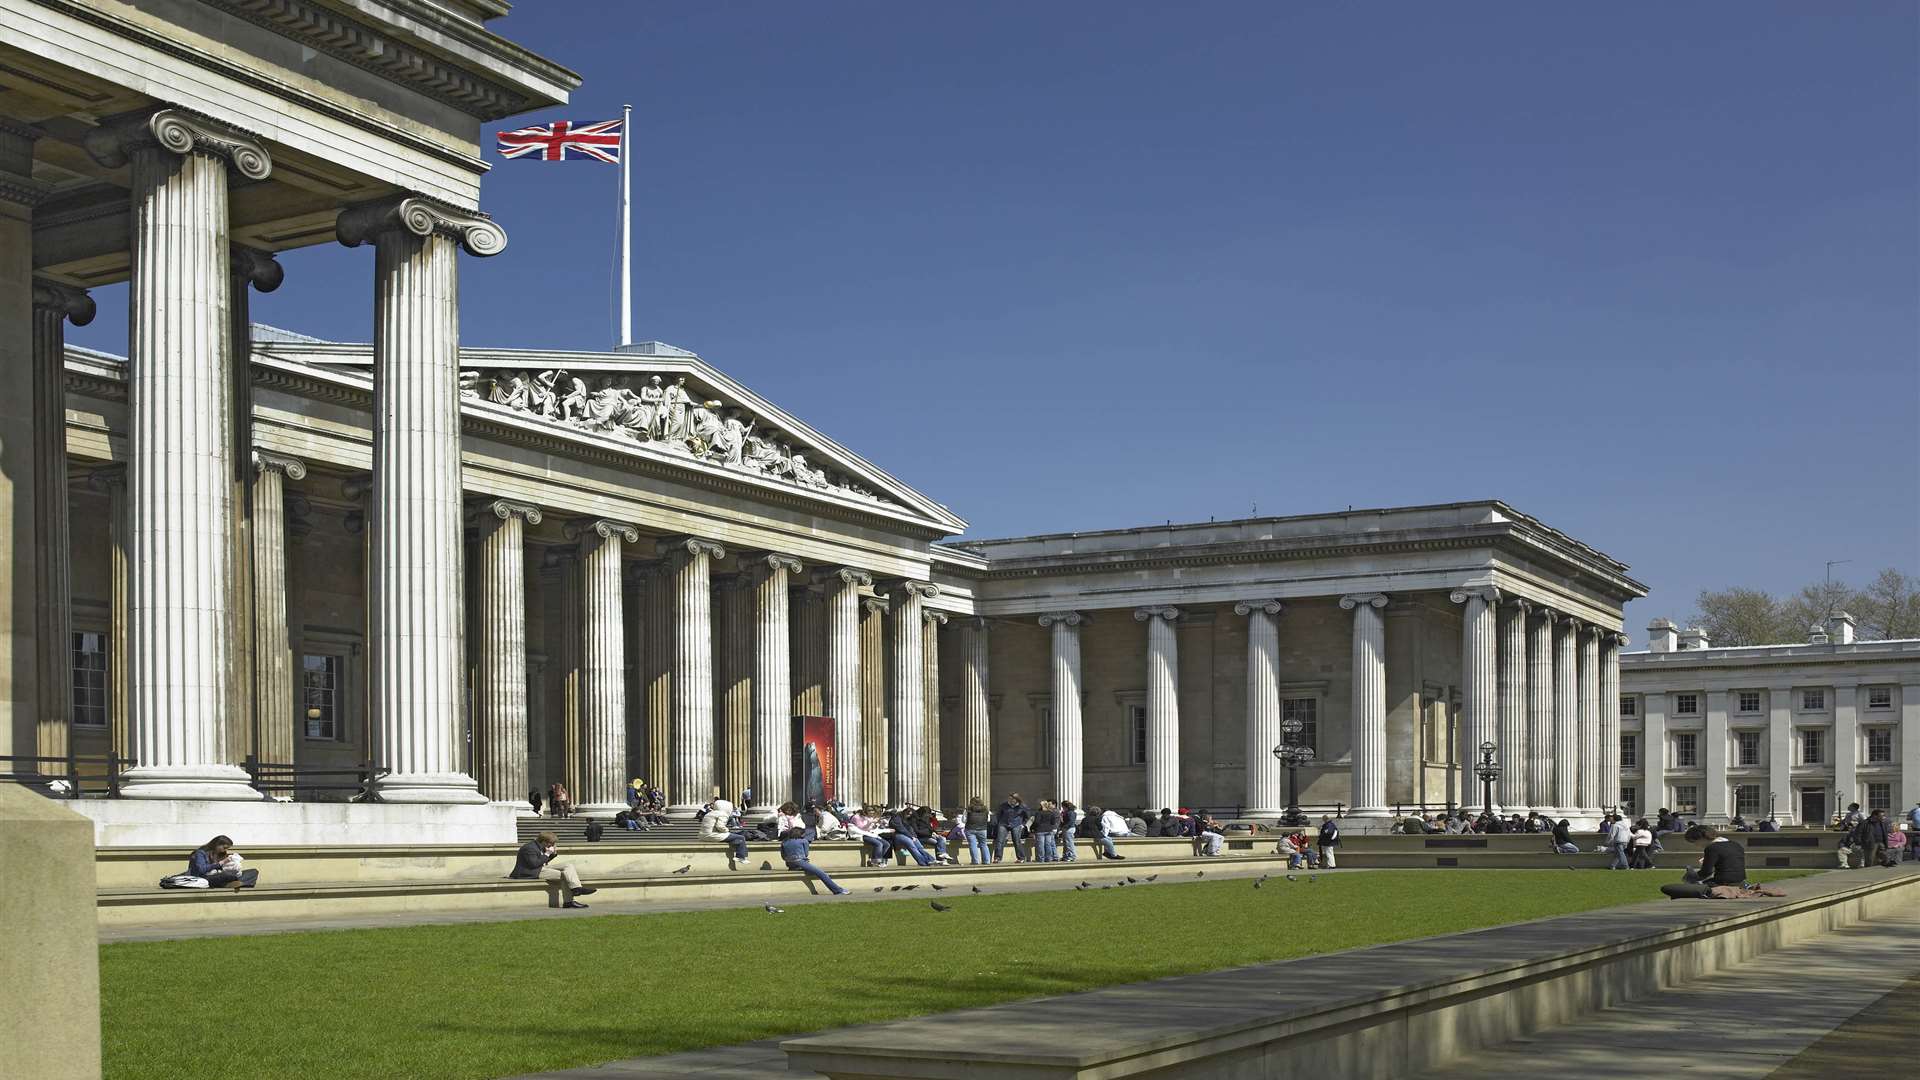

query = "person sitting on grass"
[777,810,849,895]
[699,798,750,870]
[1659,823,1748,899]
[186,835,259,891]
[509,830,595,909]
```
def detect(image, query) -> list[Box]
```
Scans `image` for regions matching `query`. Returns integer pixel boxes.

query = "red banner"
[793,716,834,806]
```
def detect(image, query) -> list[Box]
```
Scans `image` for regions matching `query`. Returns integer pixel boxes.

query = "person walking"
[1629,818,1656,869]
[510,830,595,909]
[1852,808,1892,869]
[1031,800,1062,862]
[1606,814,1632,870]
[1317,815,1340,869]
[1059,800,1080,863]
[993,793,1030,863]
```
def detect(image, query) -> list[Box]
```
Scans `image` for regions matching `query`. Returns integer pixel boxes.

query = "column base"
[370,772,487,805]
[502,801,540,818]
[118,765,264,802]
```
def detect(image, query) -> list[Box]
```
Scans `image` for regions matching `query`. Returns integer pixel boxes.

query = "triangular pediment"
[252,336,966,534]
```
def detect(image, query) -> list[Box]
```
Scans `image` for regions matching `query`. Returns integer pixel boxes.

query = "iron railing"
[241,755,382,801]
[0,750,133,797]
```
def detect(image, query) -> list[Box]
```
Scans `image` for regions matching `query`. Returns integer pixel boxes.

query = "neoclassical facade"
[4,2,1648,846]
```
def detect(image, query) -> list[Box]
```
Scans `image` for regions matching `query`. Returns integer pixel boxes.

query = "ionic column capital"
[1505,596,1533,615]
[1339,593,1389,611]
[1233,599,1284,617]
[251,450,307,481]
[755,552,804,576]
[1532,605,1559,626]
[1608,631,1630,648]
[889,580,939,602]
[569,518,641,545]
[1133,605,1182,623]
[84,108,272,180]
[964,615,992,633]
[1038,610,1086,629]
[827,567,873,589]
[472,498,541,526]
[336,195,507,257]
[229,245,285,294]
[1449,586,1501,606]
[658,535,725,561]
[924,610,950,627]
[861,595,891,616]
[31,279,95,326]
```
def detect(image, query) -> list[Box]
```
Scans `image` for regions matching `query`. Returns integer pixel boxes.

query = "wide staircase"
[513,817,701,844]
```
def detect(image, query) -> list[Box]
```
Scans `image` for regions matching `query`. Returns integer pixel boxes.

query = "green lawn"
[100,869,1811,1080]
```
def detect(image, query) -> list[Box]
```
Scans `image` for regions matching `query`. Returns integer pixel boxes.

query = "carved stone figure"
[585,377,627,431]
[529,370,560,419]
[660,376,691,442]
[712,411,750,466]
[559,372,591,423]
[638,376,666,439]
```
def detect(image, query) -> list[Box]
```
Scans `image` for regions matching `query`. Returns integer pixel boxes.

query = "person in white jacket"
[1605,814,1633,870]
[699,799,750,870]
[1094,807,1131,860]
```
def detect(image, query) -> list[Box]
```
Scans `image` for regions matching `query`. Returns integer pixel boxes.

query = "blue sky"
[70,2,1919,628]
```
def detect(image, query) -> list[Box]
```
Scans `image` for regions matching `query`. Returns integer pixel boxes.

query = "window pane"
[1868,783,1891,813]
[1738,691,1760,713]
[1619,734,1637,769]
[1619,696,1637,717]
[1801,729,1824,766]
[1130,705,1147,766]
[1282,698,1317,754]
[70,631,109,728]
[1803,690,1824,711]
[1867,729,1892,763]
[1867,687,1891,709]
[1674,732,1697,768]
[301,654,340,742]
[1736,731,1761,767]
[1674,785,1698,813]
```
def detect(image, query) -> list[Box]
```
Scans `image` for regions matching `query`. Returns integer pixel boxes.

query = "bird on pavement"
[1196,871,1205,878]
[760,861,773,871]
[931,884,947,891]
[1080,881,1093,889]
[904,884,920,890]
[764,904,784,914]
[1145,874,1159,882]
[972,885,985,893]
[873,886,885,892]
[672,865,691,875]
[931,901,952,912]
[1286,874,1297,882]
[1075,883,1088,890]
[889,885,904,891]
[1126,876,1139,884]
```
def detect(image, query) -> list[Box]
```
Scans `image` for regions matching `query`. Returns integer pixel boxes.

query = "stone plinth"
[72,799,515,848]
[0,785,101,1079]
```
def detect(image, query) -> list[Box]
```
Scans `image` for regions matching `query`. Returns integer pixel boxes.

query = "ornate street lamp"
[1767,790,1777,825]
[1273,715,1315,826]
[1473,741,1500,818]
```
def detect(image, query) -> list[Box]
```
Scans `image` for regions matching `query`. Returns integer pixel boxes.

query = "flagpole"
[618,102,633,348]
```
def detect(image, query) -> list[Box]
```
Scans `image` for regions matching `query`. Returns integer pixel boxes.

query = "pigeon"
[1102,884,1115,889]
[1145,874,1159,882]
[972,886,985,894]
[930,901,952,912]
[1126,876,1139,884]
[1286,874,1297,882]
[672,865,691,875]
[873,886,885,892]
[931,884,947,891]
[1080,882,1093,889]
[760,861,773,871]
[1075,883,1088,890]
[1196,871,1205,878]
[763,904,784,914]
[1253,879,1264,889]
[904,884,920,891]
[889,885,904,892]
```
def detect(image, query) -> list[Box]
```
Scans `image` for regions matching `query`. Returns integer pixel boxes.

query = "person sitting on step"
[186,835,259,891]
[699,798,751,870]
[510,830,595,909]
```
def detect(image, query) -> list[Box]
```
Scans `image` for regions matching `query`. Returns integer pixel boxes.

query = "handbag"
[159,874,210,889]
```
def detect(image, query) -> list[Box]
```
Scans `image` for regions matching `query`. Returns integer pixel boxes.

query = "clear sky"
[69,2,1919,630]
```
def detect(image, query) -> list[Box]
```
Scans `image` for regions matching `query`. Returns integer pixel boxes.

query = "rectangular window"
[1868,783,1891,813]
[1867,687,1892,710]
[1620,785,1636,812]
[1619,733,1638,769]
[301,654,341,741]
[71,631,108,728]
[1802,689,1825,712]
[1736,731,1762,768]
[1800,729,1824,766]
[1128,705,1147,766]
[1038,706,1053,768]
[1734,784,1763,817]
[1674,693,1700,716]
[1673,732,1698,769]
[1737,691,1761,714]
[1866,728,1893,764]
[1673,784,1698,814]
[1282,697,1318,755]
[1619,695,1638,718]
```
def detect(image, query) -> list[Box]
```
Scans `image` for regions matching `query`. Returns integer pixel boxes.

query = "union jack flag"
[495,118,624,164]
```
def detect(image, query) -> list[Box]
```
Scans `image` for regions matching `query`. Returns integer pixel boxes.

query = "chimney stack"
[1646,618,1678,653]
[1808,622,1830,645]
[1677,626,1711,650]
[1830,611,1856,645]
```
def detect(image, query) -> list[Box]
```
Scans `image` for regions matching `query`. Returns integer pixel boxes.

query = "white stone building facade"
[1619,617,1920,826]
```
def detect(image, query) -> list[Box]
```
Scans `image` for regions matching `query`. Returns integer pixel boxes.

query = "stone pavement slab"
[510,1038,806,1080]
[1420,904,1920,1078]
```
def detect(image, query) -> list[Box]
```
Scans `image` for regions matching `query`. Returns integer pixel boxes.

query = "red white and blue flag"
[495,118,624,163]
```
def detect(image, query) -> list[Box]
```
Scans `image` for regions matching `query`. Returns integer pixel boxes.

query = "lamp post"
[1473,741,1500,818]
[1767,790,1777,826]
[1273,716,1315,826]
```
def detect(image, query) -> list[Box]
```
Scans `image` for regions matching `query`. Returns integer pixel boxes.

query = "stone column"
[717,572,754,805]
[1553,616,1580,817]
[888,581,936,805]
[573,520,637,816]
[661,537,724,813]
[87,109,273,799]
[1600,632,1623,816]
[1134,605,1183,811]
[1038,611,1085,805]
[1899,684,1920,813]
[825,568,869,802]
[549,547,582,797]
[334,195,504,803]
[789,583,825,718]
[1641,691,1668,820]
[959,617,992,804]
[1341,594,1389,816]
[224,246,283,767]
[471,500,539,806]
[86,468,132,760]
[1579,625,1603,814]
[1767,684,1794,825]
[1833,684,1858,812]
[1497,598,1530,811]
[860,596,889,807]
[30,282,93,764]
[643,561,672,788]
[922,609,946,809]
[622,563,644,783]
[0,121,44,766]
[1236,600,1284,817]
[249,452,306,769]
[1450,588,1499,806]
[1528,608,1557,813]
[1704,689,1729,822]
[751,554,802,813]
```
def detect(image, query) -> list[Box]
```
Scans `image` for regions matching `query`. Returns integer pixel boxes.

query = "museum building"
[2,1,1647,846]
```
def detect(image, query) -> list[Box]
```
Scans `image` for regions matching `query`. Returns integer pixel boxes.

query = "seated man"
[509,830,596,909]
[1659,824,1747,899]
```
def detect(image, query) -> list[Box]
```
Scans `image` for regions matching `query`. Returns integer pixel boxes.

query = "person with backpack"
[1317,815,1340,869]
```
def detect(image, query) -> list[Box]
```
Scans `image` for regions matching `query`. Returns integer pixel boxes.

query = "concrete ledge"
[73,799,516,847]
[781,867,1920,1080]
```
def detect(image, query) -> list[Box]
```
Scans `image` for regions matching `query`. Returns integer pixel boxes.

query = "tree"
[1781,579,1856,640]
[1689,587,1795,647]
[1851,568,1920,640]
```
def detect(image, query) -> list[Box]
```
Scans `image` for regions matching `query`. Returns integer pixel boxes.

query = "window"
[1867,783,1891,813]
[1737,691,1761,714]
[1867,687,1892,710]
[1037,705,1053,768]
[1619,695,1638,719]
[1619,733,1638,769]
[1734,784,1763,817]
[1281,697,1319,755]
[1620,786,1636,812]
[302,654,342,741]
[1866,728,1893,764]
[1673,732,1698,769]
[71,631,108,728]
[1673,785,1698,814]
[1674,693,1700,716]
[1127,705,1147,766]
[1800,729,1824,766]
[1736,731,1762,768]
[1802,689,1825,712]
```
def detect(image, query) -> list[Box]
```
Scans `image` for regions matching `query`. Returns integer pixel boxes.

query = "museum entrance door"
[1799,788,1827,827]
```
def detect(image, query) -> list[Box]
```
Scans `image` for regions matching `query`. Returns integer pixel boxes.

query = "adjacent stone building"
[1619,617,1920,826]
